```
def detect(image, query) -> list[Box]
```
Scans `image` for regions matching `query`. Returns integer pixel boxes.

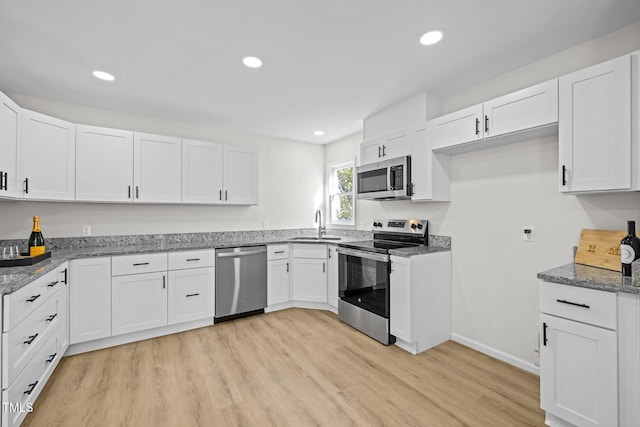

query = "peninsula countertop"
[537,262,640,294]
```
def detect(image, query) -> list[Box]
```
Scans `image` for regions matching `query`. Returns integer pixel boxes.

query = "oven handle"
[336,247,389,263]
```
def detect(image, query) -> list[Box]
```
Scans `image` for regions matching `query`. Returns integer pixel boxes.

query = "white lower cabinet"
[1,262,68,427]
[267,245,291,307]
[390,252,451,354]
[291,244,327,303]
[69,257,112,344]
[167,267,215,325]
[539,281,618,427]
[112,271,168,336]
[327,245,339,309]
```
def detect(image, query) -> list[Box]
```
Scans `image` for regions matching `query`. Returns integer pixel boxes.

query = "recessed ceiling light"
[92,70,115,81]
[313,130,324,136]
[243,56,263,68]
[420,30,444,46]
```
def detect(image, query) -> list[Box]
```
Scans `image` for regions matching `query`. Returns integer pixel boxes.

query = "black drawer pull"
[46,313,58,322]
[24,381,38,395]
[133,262,150,266]
[26,294,41,303]
[46,353,57,363]
[62,268,68,284]
[274,251,285,254]
[542,322,548,346]
[47,281,59,287]
[24,334,39,345]
[186,293,200,297]
[475,118,480,135]
[562,165,567,186]
[556,299,590,309]
[186,258,200,262]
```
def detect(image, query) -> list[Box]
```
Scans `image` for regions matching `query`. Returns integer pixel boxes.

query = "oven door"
[337,247,390,318]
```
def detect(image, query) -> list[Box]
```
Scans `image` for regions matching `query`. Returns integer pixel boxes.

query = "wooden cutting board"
[575,229,634,272]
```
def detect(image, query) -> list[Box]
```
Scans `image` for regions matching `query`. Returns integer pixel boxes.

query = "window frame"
[326,159,356,226]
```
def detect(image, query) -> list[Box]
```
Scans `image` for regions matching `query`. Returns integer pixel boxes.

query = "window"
[328,161,355,225]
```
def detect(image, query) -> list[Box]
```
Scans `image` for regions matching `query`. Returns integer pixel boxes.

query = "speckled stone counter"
[537,263,640,294]
[0,229,452,296]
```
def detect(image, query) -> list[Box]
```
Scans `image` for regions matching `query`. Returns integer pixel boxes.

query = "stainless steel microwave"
[356,156,411,200]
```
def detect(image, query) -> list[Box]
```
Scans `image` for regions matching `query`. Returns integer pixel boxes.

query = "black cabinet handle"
[128,185,131,198]
[24,178,29,194]
[4,172,8,191]
[274,251,285,254]
[47,281,59,287]
[46,313,58,322]
[542,322,548,346]
[378,146,382,158]
[323,262,326,273]
[484,115,489,133]
[475,118,480,136]
[286,262,289,272]
[225,190,228,201]
[219,189,222,201]
[382,145,386,156]
[0,171,4,191]
[62,268,68,284]
[562,165,567,186]
[26,294,41,303]
[136,186,139,199]
[24,381,38,395]
[186,293,200,297]
[46,353,57,363]
[24,334,39,345]
[556,299,590,309]
[186,258,200,262]
[162,275,166,289]
[133,262,149,266]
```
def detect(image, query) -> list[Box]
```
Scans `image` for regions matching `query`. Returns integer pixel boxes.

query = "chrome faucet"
[315,209,325,238]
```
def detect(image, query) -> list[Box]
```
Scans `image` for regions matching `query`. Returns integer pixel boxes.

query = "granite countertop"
[537,263,640,294]
[0,234,451,296]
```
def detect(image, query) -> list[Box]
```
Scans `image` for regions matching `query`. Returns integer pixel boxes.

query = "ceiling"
[1,1,639,144]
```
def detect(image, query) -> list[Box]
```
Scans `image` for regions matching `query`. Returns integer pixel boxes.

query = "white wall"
[326,21,640,367]
[0,95,325,238]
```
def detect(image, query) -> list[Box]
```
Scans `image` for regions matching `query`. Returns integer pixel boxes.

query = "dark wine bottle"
[28,215,45,257]
[620,220,640,276]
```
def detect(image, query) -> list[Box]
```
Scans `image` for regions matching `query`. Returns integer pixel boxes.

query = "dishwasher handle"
[217,248,267,258]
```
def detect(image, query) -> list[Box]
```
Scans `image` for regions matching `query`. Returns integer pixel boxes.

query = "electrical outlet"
[522,226,535,242]
[82,225,91,236]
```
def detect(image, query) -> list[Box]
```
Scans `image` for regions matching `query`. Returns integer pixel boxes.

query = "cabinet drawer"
[2,328,60,427]
[539,281,617,329]
[267,245,290,260]
[4,267,64,332]
[291,244,327,259]
[112,253,167,276]
[2,290,61,388]
[168,249,215,270]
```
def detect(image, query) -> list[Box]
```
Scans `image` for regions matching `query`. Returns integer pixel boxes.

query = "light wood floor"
[23,309,545,426]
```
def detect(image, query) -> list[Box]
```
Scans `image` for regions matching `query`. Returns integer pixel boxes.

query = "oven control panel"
[371,219,427,234]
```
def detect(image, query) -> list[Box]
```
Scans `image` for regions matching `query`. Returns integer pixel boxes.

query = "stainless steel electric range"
[336,219,428,344]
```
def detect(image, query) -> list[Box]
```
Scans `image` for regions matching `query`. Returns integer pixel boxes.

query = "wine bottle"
[28,216,45,257]
[621,220,640,276]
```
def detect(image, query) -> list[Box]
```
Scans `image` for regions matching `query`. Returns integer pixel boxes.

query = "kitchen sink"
[290,236,342,241]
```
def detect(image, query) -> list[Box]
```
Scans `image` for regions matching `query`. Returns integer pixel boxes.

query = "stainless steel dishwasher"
[215,245,267,321]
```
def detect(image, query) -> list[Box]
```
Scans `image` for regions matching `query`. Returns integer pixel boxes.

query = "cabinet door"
[540,314,618,427]
[389,257,411,342]
[168,267,214,325]
[484,79,558,138]
[327,246,339,309]
[222,145,257,204]
[267,258,290,306]
[381,129,411,159]
[430,104,483,151]
[0,91,19,199]
[360,139,383,165]
[292,258,327,303]
[70,257,112,344]
[112,271,168,335]
[76,125,134,202]
[182,139,224,204]
[559,55,631,193]
[133,132,181,203]
[20,109,75,200]
[57,263,70,353]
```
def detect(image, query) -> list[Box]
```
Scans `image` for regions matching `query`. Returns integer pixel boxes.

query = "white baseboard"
[451,333,540,376]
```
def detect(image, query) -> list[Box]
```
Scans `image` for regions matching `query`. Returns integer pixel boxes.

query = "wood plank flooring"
[23,309,545,426]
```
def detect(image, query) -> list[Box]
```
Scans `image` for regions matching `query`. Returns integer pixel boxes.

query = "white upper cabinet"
[360,128,412,165]
[559,54,634,193]
[430,104,484,151]
[0,91,20,199]
[223,145,258,205]
[76,125,134,202]
[133,132,181,203]
[431,79,558,154]
[483,79,558,139]
[19,109,75,201]
[182,139,224,204]
[411,123,450,202]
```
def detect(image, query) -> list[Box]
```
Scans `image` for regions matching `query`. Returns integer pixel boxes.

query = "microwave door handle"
[388,167,394,190]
